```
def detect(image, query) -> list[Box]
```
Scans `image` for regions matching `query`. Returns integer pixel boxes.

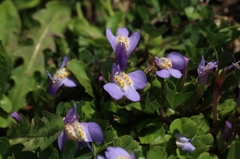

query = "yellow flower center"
[117,35,129,53]
[113,72,132,91]
[158,58,172,69]
[53,68,70,85]
[65,121,86,141]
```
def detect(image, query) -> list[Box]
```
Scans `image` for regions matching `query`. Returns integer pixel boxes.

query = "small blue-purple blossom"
[106,27,140,57]
[220,121,232,142]
[58,104,104,151]
[225,57,240,71]
[197,56,218,85]
[103,63,147,102]
[97,147,135,159]
[46,56,77,97]
[155,52,186,78]
[10,112,21,122]
[175,134,195,153]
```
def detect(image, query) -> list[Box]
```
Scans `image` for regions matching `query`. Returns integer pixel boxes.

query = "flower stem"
[213,86,219,131]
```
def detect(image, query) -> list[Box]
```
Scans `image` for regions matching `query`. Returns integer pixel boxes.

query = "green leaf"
[0,137,10,157]
[63,140,77,159]
[139,123,165,144]
[191,134,214,148]
[170,119,183,134]
[38,145,59,159]
[0,42,8,97]
[227,141,240,159]
[100,58,115,82]
[0,95,12,113]
[0,116,9,128]
[197,152,218,159]
[145,97,161,113]
[9,1,71,111]
[106,11,123,32]
[218,99,235,121]
[184,6,200,20]
[0,0,21,54]
[207,27,240,47]
[68,2,102,38]
[104,129,118,144]
[12,0,40,10]
[142,23,166,38]
[67,59,94,97]
[113,135,139,151]
[75,148,93,159]
[147,148,167,159]
[166,89,193,109]
[10,111,64,151]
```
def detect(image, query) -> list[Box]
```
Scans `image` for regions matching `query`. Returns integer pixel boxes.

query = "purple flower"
[97,147,135,159]
[225,57,240,72]
[58,104,104,151]
[181,56,190,76]
[103,63,147,102]
[46,56,77,97]
[155,52,186,78]
[175,134,195,153]
[197,56,218,85]
[220,121,232,142]
[106,27,140,57]
[10,112,21,122]
[115,42,128,71]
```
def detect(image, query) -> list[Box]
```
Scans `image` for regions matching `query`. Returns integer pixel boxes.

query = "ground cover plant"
[0,0,240,158]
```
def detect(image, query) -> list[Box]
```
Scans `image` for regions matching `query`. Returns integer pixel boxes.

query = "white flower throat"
[65,121,87,142]
[113,72,133,91]
[117,35,129,53]
[158,58,172,69]
[53,68,70,85]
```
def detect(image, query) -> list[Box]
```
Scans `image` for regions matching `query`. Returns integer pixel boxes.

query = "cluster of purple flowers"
[104,28,147,102]
[38,27,240,156]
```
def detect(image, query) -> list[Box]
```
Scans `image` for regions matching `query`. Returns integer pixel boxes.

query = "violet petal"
[60,56,69,68]
[125,88,140,102]
[103,83,124,100]
[87,122,104,144]
[79,122,92,142]
[156,69,170,78]
[115,43,128,71]
[10,112,21,122]
[128,31,140,55]
[175,134,191,142]
[62,77,77,87]
[170,69,182,78]
[127,70,147,90]
[106,28,118,53]
[117,28,129,36]
[97,156,105,159]
[58,131,70,151]
[64,104,78,124]
[180,142,196,152]
[167,52,186,70]
[105,147,132,159]
[46,71,54,81]
[48,82,62,97]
